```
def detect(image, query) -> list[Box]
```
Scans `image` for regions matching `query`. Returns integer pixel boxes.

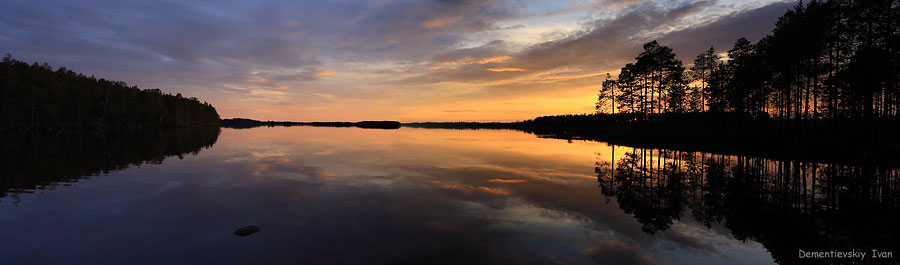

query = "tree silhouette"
[596,0,900,121]
[0,55,220,132]
[597,73,617,114]
[690,47,718,112]
[601,41,687,117]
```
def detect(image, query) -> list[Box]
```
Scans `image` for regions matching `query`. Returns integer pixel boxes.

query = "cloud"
[327,0,521,61]
[395,0,795,104]
[428,180,512,195]
[662,1,797,62]
[429,55,513,70]
[420,15,463,29]
[400,1,723,87]
[486,67,526,72]
[507,0,720,75]
[315,70,336,76]
[311,93,337,99]
[487,179,527,183]
[476,55,512,64]
[597,0,652,11]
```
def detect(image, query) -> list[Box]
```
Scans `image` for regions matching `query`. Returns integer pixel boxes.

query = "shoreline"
[403,113,900,165]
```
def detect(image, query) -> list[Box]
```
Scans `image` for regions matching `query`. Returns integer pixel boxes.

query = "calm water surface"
[1,127,896,264]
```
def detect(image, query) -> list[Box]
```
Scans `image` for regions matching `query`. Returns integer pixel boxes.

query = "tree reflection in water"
[0,127,220,204]
[596,147,899,265]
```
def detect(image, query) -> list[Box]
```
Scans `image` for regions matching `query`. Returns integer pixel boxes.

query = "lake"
[1,126,897,264]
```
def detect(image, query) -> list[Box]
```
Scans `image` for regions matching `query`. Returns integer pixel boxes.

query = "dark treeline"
[595,147,900,265]
[522,112,900,162]
[221,118,401,129]
[596,0,899,121]
[0,126,220,204]
[0,55,220,132]
[405,116,900,163]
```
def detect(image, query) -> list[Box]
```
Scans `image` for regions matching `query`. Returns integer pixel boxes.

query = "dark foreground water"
[1,127,897,265]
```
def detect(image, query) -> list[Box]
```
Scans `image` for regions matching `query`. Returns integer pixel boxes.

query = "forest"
[595,0,899,121]
[0,54,220,132]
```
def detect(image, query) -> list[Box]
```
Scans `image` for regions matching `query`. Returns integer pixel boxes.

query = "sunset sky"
[1,0,796,121]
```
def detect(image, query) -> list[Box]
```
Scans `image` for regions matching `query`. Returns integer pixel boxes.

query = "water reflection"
[0,127,220,203]
[597,147,900,264]
[0,127,894,264]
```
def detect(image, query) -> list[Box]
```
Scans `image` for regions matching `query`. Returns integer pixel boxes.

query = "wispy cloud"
[487,67,526,72]
[428,56,513,70]
[315,70,336,76]
[420,15,463,29]
[428,180,511,195]
[488,179,527,183]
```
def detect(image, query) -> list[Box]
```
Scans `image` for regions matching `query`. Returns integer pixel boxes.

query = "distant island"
[0,54,220,133]
[221,118,401,129]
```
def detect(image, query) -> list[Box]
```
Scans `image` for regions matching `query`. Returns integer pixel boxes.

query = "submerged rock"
[234,225,261,236]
